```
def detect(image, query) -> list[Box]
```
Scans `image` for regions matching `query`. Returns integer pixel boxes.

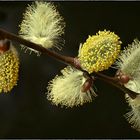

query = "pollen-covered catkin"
[47,66,97,108]
[19,1,65,54]
[79,30,121,74]
[0,44,19,93]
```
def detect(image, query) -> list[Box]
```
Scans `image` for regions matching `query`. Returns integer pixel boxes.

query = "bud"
[0,40,19,93]
[47,66,97,108]
[78,30,121,74]
[19,1,65,54]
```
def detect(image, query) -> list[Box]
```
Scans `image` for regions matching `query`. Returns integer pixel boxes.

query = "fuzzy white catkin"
[115,39,140,131]
[125,94,140,131]
[115,39,140,93]
[47,66,97,108]
[19,1,65,54]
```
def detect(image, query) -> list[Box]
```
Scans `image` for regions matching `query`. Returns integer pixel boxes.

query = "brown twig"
[0,28,75,67]
[0,28,138,99]
[93,72,139,99]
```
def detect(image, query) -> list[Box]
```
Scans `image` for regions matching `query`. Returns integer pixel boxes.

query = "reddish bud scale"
[74,57,81,69]
[0,39,10,53]
[116,70,130,84]
[120,75,130,84]
[81,78,93,92]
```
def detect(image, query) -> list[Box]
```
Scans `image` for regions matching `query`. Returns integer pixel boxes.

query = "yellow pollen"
[0,48,19,93]
[79,30,121,73]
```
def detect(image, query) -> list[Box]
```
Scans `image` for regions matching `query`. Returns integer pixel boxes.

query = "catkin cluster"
[3,2,140,133]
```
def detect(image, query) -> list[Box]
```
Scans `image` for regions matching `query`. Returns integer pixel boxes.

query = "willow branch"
[0,28,138,99]
[0,28,75,67]
[93,72,139,99]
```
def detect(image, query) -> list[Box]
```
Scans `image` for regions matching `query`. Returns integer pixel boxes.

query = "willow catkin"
[79,30,121,74]
[47,66,97,108]
[115,39,140,131]
[0,43,19,93]
[19,1,65,54]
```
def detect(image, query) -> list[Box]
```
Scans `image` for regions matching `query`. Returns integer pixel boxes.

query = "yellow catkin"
[79,30,121,74]
[0,47,19,93]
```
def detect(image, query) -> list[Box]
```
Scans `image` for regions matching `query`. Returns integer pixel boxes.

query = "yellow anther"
[79,30,121,73]
[0,46,19,93]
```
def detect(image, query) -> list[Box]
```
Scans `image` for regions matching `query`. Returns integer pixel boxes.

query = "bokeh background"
[0,1,140,138]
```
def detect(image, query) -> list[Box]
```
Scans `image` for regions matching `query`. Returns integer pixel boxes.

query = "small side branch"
[93,72,139,99]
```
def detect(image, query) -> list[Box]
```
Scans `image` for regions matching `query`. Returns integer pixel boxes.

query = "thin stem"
[0,28,75,66]
[0,28,138,99]
[94,72,139,99]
